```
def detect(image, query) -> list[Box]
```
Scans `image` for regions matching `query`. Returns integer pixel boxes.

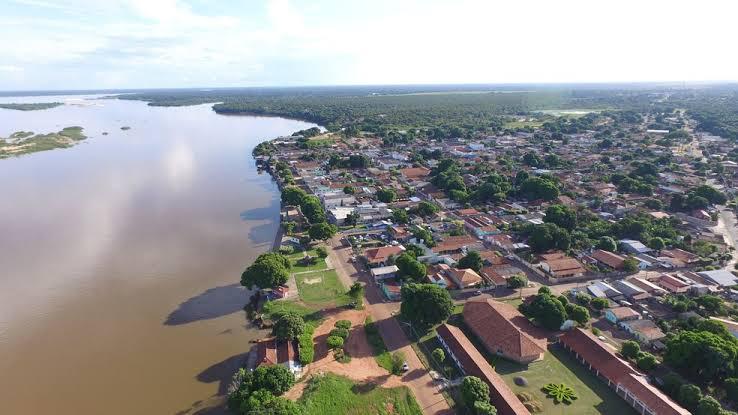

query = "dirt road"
[328,237,453,415]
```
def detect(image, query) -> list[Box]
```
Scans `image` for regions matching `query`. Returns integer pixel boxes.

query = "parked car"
[402,362,409,372]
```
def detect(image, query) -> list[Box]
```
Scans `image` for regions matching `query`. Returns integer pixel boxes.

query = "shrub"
[390,351,406,375]
[636,352,658,371]
[315,246,328,258]
[329,328,349,339]
[621,340,641,359]
[542,383,578,404]
[590,297,609,310]
[473,400,498,415]
[461,376,490,406]
[327,335,344,350]
[335,320,352,330]
[298,325,315,365]
[432,348,445,364]
[678,384,702,411]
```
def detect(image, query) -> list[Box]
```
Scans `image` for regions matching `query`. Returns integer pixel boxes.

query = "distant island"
[0,102,63,111]
[0,126,86,159]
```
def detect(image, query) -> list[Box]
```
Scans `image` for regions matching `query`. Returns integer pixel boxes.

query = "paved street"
[328,236,453,415]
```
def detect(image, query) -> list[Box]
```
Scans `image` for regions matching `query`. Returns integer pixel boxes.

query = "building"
[620,240,653,255]
[464,299,547,364]
[380,279,402,301]
[447,267,483,289]
[697,270,738,287]
[252,338,302,377]
[605,307,641,324]
[559,328,690,415]
[620,320,666,345]
[436,324,530,415]
[363,245,405,267]
[370,265,399,282]
[591,249,627,270]
[539,253,586,279]
[657,274,690,293]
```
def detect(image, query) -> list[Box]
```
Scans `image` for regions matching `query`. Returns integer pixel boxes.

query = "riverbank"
[0,126,86,159]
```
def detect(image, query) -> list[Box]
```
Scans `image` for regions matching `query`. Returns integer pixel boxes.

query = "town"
[225,95,738,415]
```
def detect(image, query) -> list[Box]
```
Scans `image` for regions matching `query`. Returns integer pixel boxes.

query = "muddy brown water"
[0,95,316,414]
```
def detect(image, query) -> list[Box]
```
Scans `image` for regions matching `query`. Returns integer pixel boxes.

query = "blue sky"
[2,0,737,90]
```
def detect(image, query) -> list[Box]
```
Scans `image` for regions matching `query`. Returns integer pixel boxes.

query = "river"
[0,95,317,414]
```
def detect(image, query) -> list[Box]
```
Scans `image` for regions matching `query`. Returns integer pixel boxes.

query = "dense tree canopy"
[457,251,483,272]
[273,313,306,341]
[544,204,577,230]
[400,283,453,328]
[241,252,291,289]
[665,330,738,384]
[395,253,427,282]
[520,293,567,330]
[308,222,337,241]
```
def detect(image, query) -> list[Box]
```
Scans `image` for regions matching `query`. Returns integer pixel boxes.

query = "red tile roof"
[436,324,530,415]
[591,249,626,269]
[364,245,405,264]
[559,328,689,415]
[464,299,547,362]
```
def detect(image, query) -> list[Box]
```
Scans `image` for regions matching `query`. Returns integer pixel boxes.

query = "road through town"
[328,236,453,415]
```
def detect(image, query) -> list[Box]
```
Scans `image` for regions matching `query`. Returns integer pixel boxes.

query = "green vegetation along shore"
[1,127,87,159]
[0,102,63,111]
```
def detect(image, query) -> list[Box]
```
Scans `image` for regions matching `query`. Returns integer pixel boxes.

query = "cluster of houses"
[254,112,738,413]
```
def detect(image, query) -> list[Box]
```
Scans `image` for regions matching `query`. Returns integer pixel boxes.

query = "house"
[363,245,405,267]
[436,324,531,415]
[629,277,667,296]
[605,307,641,324]
[590,281,623,298]
[370,265,399,282]
[620,319,666,345]
[658,274,690,293]
[559,328,690,415]
[540,256,586,279]
[620,239,653,255]
[611,280,649,300]
[660,248,699,266]
[447,267,483,289]
[464,299,547,364]
[380,279,402,301]
[253,338,302,377]
[431,235,482,255]
[400,167,431,181]
[697,270,738,287]
[591,249,627,270]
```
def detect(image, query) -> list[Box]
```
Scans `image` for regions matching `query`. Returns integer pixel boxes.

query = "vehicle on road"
[474,290,482,295]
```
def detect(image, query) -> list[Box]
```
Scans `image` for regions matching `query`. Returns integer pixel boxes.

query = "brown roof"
[364,245,405,264]
[432,235,479,253]
[591,249,626,269]
[464,299,547,361]
[448,268,483,288]
[400,167,431,179]
[559,328,689,415]
[436,324,530,415]
[545,258,586,277]
[538,251,567,261]
[607,306,640,320]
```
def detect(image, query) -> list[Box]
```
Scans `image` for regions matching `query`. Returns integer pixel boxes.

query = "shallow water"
[0,96,315,414]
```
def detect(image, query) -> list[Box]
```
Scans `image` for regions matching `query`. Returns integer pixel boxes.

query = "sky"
[2,0,738,90]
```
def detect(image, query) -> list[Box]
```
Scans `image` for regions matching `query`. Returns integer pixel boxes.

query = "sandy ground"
[284,308,402,400]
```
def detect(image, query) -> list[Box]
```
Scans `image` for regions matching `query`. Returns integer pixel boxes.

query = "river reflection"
[0,96,316,415]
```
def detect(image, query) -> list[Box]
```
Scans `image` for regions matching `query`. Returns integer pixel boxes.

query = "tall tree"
[400,283,453,328]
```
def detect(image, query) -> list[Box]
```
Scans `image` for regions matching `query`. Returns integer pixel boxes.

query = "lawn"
[294,269,351,306]
[262,299,323,325]
[364,316,393,372]
[494,347,636,415]
[299,373,422,415]
[287,249,328,273]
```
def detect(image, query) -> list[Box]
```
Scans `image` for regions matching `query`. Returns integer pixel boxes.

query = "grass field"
[494,347,636,415]
[288,249,328,273]
[299,373,422,415]
[262,299,322,324]
[364,316,393,372]
[295,269,350,306]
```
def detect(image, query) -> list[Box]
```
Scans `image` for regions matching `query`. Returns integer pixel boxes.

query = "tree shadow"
[248,221,278,246]
[165,283,249,326]
[196,352,250,396]
[239,204,278,222]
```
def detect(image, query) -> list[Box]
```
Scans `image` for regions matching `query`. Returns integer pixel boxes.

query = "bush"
[315,246,328,258]
[678,384,702,411]
[390,351,406,375]
[329,328,349,339]
[590,297,609,310]
[327,335,344,350]
[636,352,658,371]
[298,325,315,365]
[335,320,352,330]
[473,400,498,415]
[432,348,445,364]
[621,340,641,359]
[461,376,490,407]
